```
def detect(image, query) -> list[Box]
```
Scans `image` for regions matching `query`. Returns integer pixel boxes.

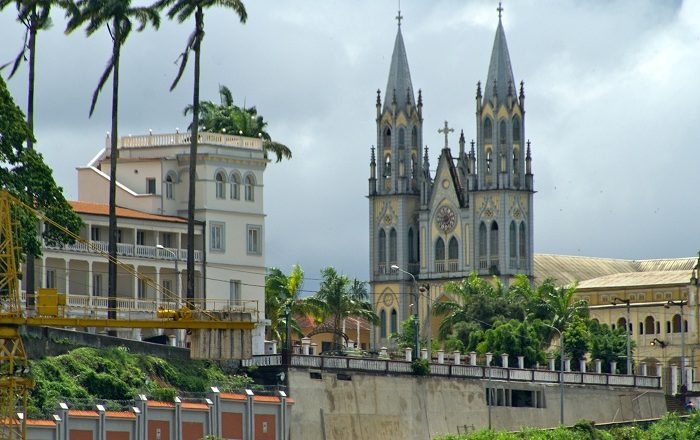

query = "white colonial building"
[22,131,268,353]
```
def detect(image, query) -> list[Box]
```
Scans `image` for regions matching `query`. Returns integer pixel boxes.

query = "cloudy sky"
[0,0,696,292]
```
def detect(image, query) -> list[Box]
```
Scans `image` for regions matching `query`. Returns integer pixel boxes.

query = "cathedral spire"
[484,6,517,105]
[383,15,415,113]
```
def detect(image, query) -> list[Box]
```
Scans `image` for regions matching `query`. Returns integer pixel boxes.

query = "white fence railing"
[110,132,263,151]
[244,355,661,389]
[45,241,202,263]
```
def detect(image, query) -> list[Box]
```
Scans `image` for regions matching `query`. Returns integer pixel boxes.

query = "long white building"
[23,131,268,353]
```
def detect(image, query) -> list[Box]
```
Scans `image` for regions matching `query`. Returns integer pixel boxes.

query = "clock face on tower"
[436,206,457,233]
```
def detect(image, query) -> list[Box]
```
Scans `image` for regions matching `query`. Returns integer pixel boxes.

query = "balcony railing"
[110,131,263,151]
[478,257,488,270]
[45,241,202,263]
[435,259,459,273]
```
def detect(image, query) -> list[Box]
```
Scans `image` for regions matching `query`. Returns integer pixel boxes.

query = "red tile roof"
[27,419,56,427]
[69,200,187,223]
[253,396,280,403]
[181,402,209,410]
[68,410,99,417]
[106,411,136,419]
[147,401,175,408]
[220,393,247,401]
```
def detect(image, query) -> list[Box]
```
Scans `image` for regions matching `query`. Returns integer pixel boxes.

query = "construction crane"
[0,191,257,439]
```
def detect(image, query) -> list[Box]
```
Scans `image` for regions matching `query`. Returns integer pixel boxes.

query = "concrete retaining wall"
[288,368,668,439]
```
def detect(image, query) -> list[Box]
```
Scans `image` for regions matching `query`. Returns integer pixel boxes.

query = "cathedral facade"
[368,12,534,347]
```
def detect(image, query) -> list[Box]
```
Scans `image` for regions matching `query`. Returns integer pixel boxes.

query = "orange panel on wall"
[222,412,243,439]
[255,414,276,440]
[69,430,94,440]
[148,420,170,440]
[107,431,130,440]
[182,421,204,440]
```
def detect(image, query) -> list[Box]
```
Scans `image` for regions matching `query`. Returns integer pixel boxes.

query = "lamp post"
[665,299,688,387]
[612,297,632,374]
[157,244,181,347]
[542,322,564,426]
[391,264,419,361]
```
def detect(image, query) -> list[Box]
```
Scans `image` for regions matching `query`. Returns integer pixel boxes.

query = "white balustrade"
[430,364,449,375]
[110,132,263,151]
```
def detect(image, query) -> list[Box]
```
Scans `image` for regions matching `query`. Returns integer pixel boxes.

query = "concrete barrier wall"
[288,368,668,440]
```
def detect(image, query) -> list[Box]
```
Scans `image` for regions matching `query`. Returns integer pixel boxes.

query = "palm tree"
[155,0,247,303]
[1,0,63,308]
[264,265,317,346]
[306,267,378,350]
[65,0,160,323]
[184,85,292,163]
[537,280,588,332]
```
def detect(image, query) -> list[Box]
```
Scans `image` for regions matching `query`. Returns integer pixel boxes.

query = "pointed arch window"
[383,127,391,149]
[215,171,226,199]
[519,222,527,267]
[499,120,507,144]
[230,172,241,200]
[389,228,397,263]
[512,117,521,142]
[486,149,492,174]
[390,309,398,334]
[490,221,499,269]
[384,155,392,179]
[411,126,418,148]
[410,154,417,180]
[398,127,406,148]
[380,309,387,338]
[448,237,458,260]
[245,174,255,201]
[509,221,517,268]
[378,229,386,263]
[483,118,492,142]
[408,228,416,263]
[478,222,487,258]
[435,237,445,261]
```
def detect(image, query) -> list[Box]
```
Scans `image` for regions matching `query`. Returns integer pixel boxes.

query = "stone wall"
[288,368,668,440]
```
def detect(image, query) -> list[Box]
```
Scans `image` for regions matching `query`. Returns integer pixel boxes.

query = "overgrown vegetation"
[435,415,700,439]
[28,347,252,418]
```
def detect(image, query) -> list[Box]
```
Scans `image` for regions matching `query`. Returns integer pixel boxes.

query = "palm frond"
[1,28,28,78]
[169,28,195,91]
[88,52,115,116]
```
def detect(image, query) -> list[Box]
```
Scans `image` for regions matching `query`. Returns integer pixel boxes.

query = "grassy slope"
[29,346,252,418]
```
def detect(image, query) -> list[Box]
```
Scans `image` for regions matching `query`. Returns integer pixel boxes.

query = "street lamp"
[665,299,688,387]
[157,244,181,347]
[542,322,564,426]
[391,264,419,361]
[611,297,632,375]
[650,338,666,348]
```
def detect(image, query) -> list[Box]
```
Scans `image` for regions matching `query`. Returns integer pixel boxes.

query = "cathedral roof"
[383,26,415,113]
[483,18,517,105]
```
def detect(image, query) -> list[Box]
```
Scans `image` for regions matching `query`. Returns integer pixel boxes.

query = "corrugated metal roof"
[577,270,692,290]
[634,257,697,272]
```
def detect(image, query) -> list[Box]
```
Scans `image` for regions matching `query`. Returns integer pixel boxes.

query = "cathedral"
[368,9,533,347]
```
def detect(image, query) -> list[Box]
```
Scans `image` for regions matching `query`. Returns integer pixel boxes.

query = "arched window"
[390,309,398,334]
[384,155,392,179]
[411,126,418,147]
[478,222,487,257]
[499,120,507,144]
[435,238,445,261]
[383,127,391,149]
[638,322,643,335]
[512,117,521,142]
[490,221,499,259]
[215,171,226,199]
[617,317,627,333]
[410,154,417,179]
[408,228,415,263]
[380,309,387,338]
[486,149,492,174]
[448,237,458,260]
[509,221,516,265]
[519,223,527,261]
[230,172,241,200]
[378,229,386,263]
[666,321,671,333]
[164,174,175,200]
[645,316,655,335]
[672,314,681,333]
[398,127,405,148]
[685,319,689,332]
[483,118,492,142]
[244,174,255,201]
[389,228,397,262]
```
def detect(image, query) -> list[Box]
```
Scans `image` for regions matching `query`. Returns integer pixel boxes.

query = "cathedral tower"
[369,11,424,346]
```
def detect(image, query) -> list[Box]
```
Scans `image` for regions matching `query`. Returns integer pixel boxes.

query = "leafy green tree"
[306,267,378,350]
[0,75,81,270]
[155,0,247,302]
[588,320,632,374]
[390,317,418,350]
[530,279,588,334]
[476,319,546,368]
[561,316,590,365]
[185,85,292,163]
[264,265,318,346]
[65,0,159,322]
[1,0,69,307]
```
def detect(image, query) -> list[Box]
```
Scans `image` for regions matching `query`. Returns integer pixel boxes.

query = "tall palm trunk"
[107,19,120,329]
[186,6,203,304]
[25,9,37,309]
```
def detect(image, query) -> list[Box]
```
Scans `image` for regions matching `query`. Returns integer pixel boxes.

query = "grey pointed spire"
[384,26,415,112]
[483,17,517,105]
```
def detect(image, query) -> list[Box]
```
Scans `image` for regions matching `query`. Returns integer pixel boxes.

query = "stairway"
[665,395,687,414]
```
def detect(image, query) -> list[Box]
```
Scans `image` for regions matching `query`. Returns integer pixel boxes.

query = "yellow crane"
[0,191,256,439]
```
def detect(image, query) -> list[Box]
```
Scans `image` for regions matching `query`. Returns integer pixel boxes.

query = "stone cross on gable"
[497,2,504,19]
[438,121,454,149]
